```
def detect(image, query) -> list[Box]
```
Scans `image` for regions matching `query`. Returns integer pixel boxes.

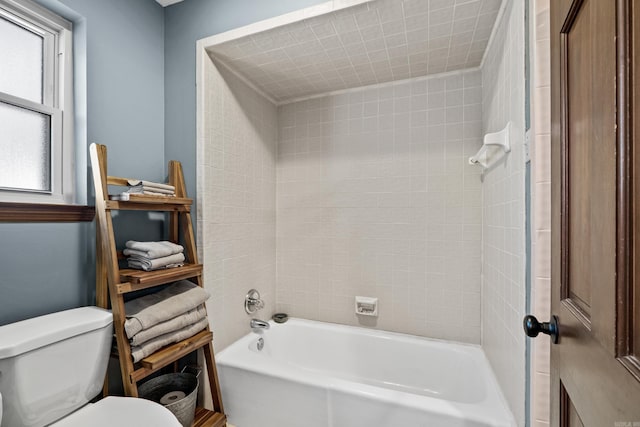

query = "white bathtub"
[216,319,516,427]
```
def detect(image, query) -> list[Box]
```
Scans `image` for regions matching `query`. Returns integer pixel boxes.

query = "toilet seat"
[50,396,182,427]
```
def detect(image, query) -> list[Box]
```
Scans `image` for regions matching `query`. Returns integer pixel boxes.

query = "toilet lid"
[51,396,183,427]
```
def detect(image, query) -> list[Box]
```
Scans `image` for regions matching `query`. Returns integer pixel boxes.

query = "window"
[0,0,74,204]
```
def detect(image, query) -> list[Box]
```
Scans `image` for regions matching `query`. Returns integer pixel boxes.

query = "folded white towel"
[142,190,176,197]
[124,280,210,338]
[128,260,184,271]
[123,248,152,258]
[125,241,184,259]
[127,253,185,271]
[130,318,209,362]
[130,305,207,346]
[126,186,175,195]
[127,179,175,192]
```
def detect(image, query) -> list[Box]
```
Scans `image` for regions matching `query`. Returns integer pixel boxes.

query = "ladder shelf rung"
[117,264,203,293]
[131,330,213,381]
[105,196,192,211]
[193,407,227,427]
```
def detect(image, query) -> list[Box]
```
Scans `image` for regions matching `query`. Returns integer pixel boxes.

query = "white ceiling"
[207,0,503,104]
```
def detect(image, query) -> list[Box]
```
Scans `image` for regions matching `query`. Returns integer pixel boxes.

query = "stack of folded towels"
[124,240,185,271]
[126,179,176,197]
[124,280,210,362]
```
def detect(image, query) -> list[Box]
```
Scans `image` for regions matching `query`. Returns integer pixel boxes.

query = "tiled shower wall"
[199,55,277,351]
[480,0,526,425]
[276,69,484,343]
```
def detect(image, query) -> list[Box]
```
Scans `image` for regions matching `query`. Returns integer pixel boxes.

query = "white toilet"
[0,307,182,427]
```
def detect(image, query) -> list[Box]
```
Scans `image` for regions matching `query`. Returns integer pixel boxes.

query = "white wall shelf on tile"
[469,121,511,169]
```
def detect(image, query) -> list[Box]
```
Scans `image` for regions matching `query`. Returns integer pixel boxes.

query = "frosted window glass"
[0,102,51,192]
[0,16,43,103]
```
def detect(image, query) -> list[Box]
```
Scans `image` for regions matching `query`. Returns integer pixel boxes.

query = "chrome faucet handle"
[245,289,265,314]
[247,297,264,309]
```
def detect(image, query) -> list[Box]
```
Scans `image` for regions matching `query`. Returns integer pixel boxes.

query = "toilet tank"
[0,307,113,427]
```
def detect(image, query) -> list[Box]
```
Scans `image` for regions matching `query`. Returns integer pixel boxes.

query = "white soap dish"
[355,296,378,317]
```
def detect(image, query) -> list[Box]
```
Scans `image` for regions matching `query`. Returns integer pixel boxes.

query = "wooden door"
[550,0,640,425]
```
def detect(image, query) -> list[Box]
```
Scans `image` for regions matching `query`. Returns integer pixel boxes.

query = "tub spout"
[250,318,270,331]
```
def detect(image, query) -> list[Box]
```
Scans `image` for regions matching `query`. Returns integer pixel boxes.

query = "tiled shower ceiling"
[207,0,503,103]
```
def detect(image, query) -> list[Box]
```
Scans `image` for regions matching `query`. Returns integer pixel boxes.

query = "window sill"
[0,202,95,222]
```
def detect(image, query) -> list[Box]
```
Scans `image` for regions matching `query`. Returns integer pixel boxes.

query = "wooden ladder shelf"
[90,143,226,427]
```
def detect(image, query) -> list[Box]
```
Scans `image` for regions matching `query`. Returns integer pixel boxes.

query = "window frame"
[0,0,74,206]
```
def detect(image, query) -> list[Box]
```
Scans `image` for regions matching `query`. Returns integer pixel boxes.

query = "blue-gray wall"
[1,0,331,325]
[0,0,165,325]
[164,0,326,203]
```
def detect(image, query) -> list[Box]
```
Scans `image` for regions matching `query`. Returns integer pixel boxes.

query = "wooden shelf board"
[133,330,212,378]
[117,264,203,293]
[107,202,190,212]
[106,194,192,211]
[193,408,226,427]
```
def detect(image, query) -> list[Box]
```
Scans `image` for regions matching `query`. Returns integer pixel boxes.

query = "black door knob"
[523,314,559,344]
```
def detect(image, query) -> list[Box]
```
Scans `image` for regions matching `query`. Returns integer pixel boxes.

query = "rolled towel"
[125,241,184,259]
[127,179,175,192]
[127,252,185,271]
[130,305,207,346]
[124,280,210,338]
[130,318,209,363]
